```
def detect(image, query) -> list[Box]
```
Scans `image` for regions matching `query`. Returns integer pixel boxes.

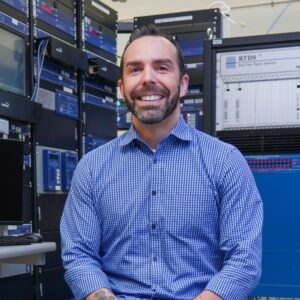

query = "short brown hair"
[120,24,185,80]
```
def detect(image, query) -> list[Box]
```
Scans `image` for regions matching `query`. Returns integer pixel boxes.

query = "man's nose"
[142,66,156,84]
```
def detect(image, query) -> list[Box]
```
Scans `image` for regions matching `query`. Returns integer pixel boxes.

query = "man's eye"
[158,65,169,71]
[129,67,141,73]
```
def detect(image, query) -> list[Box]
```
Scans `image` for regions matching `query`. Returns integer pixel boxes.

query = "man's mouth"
[131,85,169,102]
[138,94,164,101]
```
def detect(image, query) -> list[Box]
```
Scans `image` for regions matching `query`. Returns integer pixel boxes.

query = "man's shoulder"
[189,127,235,153]
[187,127,243,183]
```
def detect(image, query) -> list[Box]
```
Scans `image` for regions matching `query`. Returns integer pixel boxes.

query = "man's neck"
[132,112,180,150]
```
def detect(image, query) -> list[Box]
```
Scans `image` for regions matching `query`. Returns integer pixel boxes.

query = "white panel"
[216,45,300,130]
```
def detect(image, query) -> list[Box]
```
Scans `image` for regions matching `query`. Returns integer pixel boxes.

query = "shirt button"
[152,190,156,196]
[151,224,156,230]
[153,158,157,164]
[153,257,157,262]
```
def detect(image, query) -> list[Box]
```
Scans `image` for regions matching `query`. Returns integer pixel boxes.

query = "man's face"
[118,36,189,125]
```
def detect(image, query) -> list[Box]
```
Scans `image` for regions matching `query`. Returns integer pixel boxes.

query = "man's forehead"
[124,35,177,60]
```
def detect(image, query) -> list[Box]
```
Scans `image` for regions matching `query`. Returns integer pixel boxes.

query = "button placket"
[149,152,163,293]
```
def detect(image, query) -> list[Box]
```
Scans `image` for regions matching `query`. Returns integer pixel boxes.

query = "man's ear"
[179,74,189,98]
[118,79,125,99]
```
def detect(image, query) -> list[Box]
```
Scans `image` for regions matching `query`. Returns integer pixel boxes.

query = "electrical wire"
[266,0,294,33]
[31,40,45,101]
[208,1,237,24]
[31,38,49,102]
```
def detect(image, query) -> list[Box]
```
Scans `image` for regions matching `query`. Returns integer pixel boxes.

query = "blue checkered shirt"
[60,116,263,300]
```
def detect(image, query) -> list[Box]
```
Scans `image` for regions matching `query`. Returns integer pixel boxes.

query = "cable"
[31,40,44,101]
[208,1,237,24]
[266,0,293,33]
[31,39,49,102]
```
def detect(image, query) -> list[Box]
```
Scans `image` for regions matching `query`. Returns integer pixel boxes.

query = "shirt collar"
[120,115,192,147]
[170,115,193,142]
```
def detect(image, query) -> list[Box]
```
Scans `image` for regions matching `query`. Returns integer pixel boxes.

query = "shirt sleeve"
[205,148,263,300]
[60,155,111,300]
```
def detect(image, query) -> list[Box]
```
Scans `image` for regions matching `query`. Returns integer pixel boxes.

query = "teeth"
[140,95,162,101]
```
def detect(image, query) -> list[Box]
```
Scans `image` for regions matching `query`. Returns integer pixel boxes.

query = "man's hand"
[85,288,118,300]
[193,289,223,300]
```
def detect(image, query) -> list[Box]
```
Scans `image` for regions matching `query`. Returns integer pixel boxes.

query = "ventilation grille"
[217,131,300,154]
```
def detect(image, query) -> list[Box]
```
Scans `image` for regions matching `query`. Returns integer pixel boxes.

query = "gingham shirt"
[60,116,263,300]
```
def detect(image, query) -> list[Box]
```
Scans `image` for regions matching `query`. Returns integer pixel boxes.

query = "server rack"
[83,0,118,62]
[0,1,40,298]
[33,2,79,298]
[203,32,300,298]
[82,0,118,153]
[35,0,76,45]
[0,0,118,299]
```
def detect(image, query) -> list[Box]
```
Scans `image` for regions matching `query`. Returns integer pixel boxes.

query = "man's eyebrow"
[125,59,174,68]
[125,61,142,68]
[153,59,173,65]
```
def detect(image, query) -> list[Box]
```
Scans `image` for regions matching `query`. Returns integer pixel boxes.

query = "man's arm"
[202,148,263,300]
[60,156,112,299]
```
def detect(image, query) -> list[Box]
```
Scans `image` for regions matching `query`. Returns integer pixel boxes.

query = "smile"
[138,94,164,101]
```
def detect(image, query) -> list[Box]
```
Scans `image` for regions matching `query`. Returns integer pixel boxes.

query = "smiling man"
[61,25,263,300]
[118,26,189,150]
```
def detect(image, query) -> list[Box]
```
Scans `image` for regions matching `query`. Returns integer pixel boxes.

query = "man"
[61,24,263,300]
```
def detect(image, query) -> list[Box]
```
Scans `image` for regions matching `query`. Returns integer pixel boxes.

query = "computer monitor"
[0,23,27,99]
[0,139,24,224]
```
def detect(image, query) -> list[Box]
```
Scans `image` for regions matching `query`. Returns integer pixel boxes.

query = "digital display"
[50,154,59,160]
[0,26,26,96]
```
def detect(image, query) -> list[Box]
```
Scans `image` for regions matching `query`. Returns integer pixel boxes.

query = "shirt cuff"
[205,275,248,300]
[66,267,112,300]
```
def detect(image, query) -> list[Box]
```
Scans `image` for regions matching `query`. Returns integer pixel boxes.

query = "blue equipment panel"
[23,154,31,168]
[36,0,76,39]
[0,11,28,34]
[116,99,131,129]
[84,17,102,48]
[43,149,61,192]
[61,151,77,192]
[5,121,31,144]
[9,122,30,136]
[181,109,203,131]
[2,0,27,15]
[84,76,116,94]
[84,92,115,110]
[246,154,300,297]
[41,61,77,91]
[55,90,79,120]
[181,87,203,130]
[101,28,117,55]
[84,16,116,56]
[176,32,204,57]
[84,134,109,154]
[83,76,116,110]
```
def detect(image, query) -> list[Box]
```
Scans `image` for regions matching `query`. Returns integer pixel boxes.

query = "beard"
[124,84,181,124]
